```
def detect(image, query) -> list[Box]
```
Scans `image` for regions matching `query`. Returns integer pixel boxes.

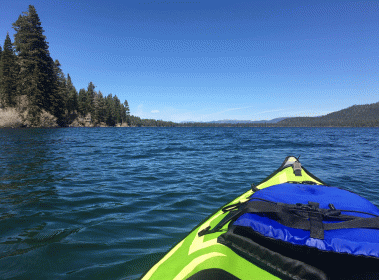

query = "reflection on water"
[0,129,67,267]
[0,127,378,279]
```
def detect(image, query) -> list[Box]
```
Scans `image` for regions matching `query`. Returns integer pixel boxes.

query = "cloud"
[151,110,159,113]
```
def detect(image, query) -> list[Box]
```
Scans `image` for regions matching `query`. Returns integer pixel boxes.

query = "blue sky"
[2,0,379,122]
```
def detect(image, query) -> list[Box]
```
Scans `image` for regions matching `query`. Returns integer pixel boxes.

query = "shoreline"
[1,125,378,129]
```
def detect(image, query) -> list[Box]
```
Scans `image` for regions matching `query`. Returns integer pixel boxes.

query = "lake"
[1,127,378,279]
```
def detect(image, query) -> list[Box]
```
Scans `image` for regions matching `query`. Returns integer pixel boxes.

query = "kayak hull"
[141,157,335,280]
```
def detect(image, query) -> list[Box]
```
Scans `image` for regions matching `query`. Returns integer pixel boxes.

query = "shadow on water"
[0,129,82,278]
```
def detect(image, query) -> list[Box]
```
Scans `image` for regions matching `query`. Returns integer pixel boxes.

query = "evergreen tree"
[66,74,78,115]
[123,100,130,115]
[0,33,17,107]
[120,102,127,124]
[53,60,66,100]
[93,91,106,124]
[113,95,121,124]
[86,82,96,115]
[51,59,66,125]
[0,45,2,102]
[78,88,87,116]
[27,67,43,125]
[12,5,57,117]
[105,94,116,126]
[123,100,130,125]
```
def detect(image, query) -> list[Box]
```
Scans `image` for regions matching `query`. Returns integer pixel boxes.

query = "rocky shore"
[0,108,128,128]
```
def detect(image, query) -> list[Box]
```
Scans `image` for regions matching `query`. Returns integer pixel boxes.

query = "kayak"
[141,156,379,280]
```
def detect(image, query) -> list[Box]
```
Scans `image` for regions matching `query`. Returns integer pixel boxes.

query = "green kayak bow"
[141,156,379,280]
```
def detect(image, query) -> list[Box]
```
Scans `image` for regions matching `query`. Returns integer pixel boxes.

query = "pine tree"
[0,33,17,107]
[86,82,96,115]
[12,5,57,118]
[113,95,121,124]
[93,91,106,124]
[51,59,66,125]
[98,93,106,124]
[0,45,2,102]
[120,102,127,124]
[105,94,115,126]
[78,88,87,116]
[123,100,130,125]
[66,74,78,115]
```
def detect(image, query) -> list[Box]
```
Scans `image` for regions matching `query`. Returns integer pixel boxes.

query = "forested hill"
[177,102,379,127]
[277,102,379,127]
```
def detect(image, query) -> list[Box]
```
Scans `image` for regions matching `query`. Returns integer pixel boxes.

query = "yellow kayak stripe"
[142,240,184,280]
[173,252,226,280]
[188,211,224,255]
[279,173,287,183]
[188,237,218,255]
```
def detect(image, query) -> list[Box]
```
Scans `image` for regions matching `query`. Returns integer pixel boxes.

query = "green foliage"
[92,91,106,124]
[69,84,130,127]
[105,94,116,126]
[123,100,130,124]
[0,5,131,127]
[86,81,96,115]
[0,45,2,100]
[0,33,17,107]
[127,115,176,127]
[12,5,58,123]
[77,88,87,116]
[6,5,377,128]
[277,102,379,127]
[65,74,78,115]
[51,59,66,125]
[113,95,121,124]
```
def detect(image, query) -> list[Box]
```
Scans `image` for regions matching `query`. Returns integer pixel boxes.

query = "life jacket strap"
[199,198,379,239]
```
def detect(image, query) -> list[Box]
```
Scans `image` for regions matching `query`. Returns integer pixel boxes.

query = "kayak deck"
[142,157,325,280]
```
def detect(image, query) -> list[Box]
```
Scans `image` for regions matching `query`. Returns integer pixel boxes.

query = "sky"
[1,0,379,122]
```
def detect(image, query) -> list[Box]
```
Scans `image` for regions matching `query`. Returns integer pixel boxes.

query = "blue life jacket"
[218,183,379,280]
[233,183,379,258]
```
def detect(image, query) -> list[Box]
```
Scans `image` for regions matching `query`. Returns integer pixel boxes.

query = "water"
[0,127,378,279]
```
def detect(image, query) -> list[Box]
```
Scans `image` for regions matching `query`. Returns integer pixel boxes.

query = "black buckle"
[293,162,302,176]
[198,226,211,237]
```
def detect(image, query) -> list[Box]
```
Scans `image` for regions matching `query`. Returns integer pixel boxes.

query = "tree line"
[2,6,377,128]
[0,5,130,127]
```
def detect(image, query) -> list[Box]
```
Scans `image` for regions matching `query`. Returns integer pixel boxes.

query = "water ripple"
[0,127,378,279]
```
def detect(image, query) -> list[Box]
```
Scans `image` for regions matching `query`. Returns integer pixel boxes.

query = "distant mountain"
[277,102,379,127]
[209,120,253,124]
[254,117,289,124]
[209,117,288,124]
[177,102,379,127]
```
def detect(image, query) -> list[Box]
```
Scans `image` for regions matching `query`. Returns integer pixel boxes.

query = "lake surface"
[1,127,379,279]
